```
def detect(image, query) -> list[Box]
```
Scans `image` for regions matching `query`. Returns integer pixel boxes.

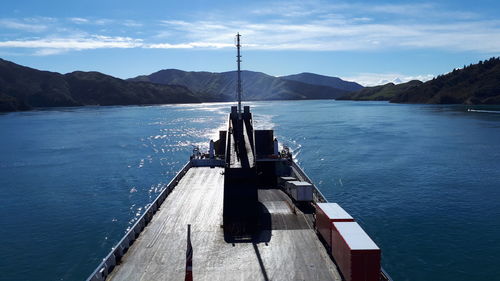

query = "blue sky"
[1,0,499,86]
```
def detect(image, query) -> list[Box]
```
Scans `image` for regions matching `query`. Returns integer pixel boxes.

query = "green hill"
[337,80,423,101]
[392,57,500,104]
[0,59,202,112]
[340,57,500,104]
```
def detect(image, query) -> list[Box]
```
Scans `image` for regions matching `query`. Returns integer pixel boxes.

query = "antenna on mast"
[236,33,242,118]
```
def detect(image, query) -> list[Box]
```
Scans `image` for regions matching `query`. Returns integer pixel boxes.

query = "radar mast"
[236,33,242,119]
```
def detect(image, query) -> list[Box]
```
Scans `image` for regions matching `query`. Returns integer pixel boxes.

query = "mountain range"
[0,58,360,112]
[129,70,353,101]
[0,59,202,112]
[280,72,363,92]
[340,57,500,104]
[2,56,499,112]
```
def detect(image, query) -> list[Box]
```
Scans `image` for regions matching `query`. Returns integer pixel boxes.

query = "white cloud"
[0,19,48,32]
[67,17,127,27]
[1,2,499,54]
[34,48,68,56]
[146,43,193,49]
[364,3,435,16]
[352,17,372,22]
[251,2,323,18]
[69,17,89,24]
[0,35,143,51]
[0,33,234,54]
[342,73,435,87]
[154,8,500,53]
[147,42,233,49]
[251,1,478,20]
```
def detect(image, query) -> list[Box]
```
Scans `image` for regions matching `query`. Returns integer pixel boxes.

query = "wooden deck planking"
[107,167,341,281]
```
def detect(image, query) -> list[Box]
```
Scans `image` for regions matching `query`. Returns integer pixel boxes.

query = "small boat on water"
[87,33,392,281]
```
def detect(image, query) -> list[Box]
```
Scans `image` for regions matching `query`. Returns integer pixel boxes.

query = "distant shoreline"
[4,99,500,116]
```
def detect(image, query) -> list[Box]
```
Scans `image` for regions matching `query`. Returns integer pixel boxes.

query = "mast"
[236,33,242,118]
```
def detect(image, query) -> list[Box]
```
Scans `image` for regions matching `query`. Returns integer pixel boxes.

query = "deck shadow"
[223,202,272,243]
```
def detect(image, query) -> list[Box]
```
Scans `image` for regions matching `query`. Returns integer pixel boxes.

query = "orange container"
[315,203,354,248]
[331,222,380,281]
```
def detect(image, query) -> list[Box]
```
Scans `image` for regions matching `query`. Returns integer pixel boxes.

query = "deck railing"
[289,160,393,281]
[86,161,192,281]
[289,160,328,203]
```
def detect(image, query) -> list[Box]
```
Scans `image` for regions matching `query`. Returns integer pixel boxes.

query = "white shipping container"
[278,176,296,187]
[317,203,354,221]
[285,181,313,201]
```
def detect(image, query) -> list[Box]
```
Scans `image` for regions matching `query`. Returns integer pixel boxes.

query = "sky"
[1,0,499,86]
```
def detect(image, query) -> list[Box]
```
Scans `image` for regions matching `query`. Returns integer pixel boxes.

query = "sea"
[1,100,499,281]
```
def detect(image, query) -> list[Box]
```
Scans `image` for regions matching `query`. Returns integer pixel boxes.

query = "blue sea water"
[1,100,499,281]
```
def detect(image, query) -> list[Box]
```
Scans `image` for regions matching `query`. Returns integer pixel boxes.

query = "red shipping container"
[331,222,380,281]
[315,203,354,248]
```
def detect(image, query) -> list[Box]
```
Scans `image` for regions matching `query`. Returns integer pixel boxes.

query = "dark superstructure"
[223,34,267,239]
[87,34,392,281]
[223,105,258,239]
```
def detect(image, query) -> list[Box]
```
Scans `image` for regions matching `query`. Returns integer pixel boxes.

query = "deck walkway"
[107,167,341,281]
